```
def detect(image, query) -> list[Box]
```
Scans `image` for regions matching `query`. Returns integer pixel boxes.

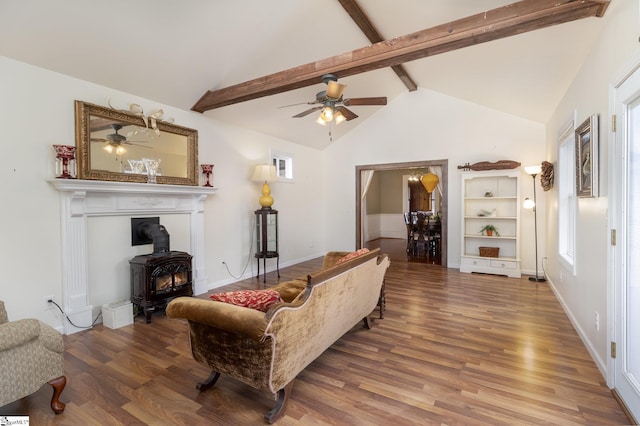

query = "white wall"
[0,55,325,328]
[544,0,638,372]
[323,87,546,271]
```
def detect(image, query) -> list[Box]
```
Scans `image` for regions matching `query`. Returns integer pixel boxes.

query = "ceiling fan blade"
[326,81,347,99]
[91,138,108,142]
[125,142,152,148]
[336,106,358,121]
[292,106,323,118]
[343,97,387,106]
[278,101,317,109]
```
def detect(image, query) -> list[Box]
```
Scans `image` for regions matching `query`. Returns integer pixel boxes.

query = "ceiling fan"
[286,74,387,125]
[90,124,150,154]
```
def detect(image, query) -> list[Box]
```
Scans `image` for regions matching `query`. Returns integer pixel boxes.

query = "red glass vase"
[201,164,214,187]
[53,145,76,179]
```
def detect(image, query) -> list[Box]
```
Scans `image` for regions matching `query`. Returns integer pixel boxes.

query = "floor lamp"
[524,165,546,282]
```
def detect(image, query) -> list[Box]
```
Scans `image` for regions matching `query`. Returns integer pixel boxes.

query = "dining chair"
[425,219,441,256]
[403,212,413,253]
[410,213,428,256]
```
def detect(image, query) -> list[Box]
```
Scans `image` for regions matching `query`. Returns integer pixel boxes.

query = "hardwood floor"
[368,236,442,265]
[1,239,630,425]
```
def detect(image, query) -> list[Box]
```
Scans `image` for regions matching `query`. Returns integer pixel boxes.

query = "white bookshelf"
[460,169,521,278]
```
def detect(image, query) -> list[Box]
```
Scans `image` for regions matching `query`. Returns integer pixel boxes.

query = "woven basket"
[479,247,499,258]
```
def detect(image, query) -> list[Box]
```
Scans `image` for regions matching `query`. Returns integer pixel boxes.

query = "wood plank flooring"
[1,238,630,425]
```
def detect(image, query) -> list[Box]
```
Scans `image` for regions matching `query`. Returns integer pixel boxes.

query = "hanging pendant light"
[420,173,439,193]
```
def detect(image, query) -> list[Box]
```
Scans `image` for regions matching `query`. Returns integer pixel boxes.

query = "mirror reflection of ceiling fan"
[285,74,387,125]
[90,124,150,154]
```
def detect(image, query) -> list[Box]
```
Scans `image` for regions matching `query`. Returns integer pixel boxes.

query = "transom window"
[271,150,293,181]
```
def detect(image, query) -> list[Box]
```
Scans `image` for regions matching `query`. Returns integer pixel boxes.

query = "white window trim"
[270,149,294,182]
[558,116,577,275]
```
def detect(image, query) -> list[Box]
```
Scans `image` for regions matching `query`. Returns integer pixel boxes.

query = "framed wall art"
[575,114,599,197]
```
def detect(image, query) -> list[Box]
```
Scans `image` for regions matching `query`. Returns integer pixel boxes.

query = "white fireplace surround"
[50,179,217,334]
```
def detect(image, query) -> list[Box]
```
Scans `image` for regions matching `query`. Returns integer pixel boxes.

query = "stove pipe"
[139,223,170,255]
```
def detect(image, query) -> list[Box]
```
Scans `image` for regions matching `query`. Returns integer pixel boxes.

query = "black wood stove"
[129,221,192,323]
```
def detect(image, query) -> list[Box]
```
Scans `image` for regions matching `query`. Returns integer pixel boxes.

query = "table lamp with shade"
[252,164,278,209]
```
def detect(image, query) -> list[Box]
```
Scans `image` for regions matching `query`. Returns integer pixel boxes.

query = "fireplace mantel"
[49,178,218,196]
[50,179,217,334]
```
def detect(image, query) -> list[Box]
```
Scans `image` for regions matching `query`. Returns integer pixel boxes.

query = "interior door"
[611,61,640,421]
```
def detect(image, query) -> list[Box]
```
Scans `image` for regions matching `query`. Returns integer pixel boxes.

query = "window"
[558,120,576,273]
[271,150,293,181]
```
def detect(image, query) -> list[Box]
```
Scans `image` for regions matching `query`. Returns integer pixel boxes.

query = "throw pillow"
[269,279,307,303]
[336,248,370,264]
[210,289,282,312]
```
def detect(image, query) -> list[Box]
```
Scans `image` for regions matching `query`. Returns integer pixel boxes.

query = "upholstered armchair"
[0,301,66,413]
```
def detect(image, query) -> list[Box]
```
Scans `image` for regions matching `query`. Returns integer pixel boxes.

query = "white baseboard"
[205,252,324,292]
[546,277,607,380]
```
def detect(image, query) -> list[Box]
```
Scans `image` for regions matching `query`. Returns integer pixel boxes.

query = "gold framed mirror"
[75,100,198,185]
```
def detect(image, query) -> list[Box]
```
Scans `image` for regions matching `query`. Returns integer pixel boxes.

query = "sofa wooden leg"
[48,375,66,414]
[264,380,294,424]
[378,280,386,319]
[197,371,221,391]
[362,315,373,329]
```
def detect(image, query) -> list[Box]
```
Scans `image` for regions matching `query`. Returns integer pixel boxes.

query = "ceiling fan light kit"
[320,105,334,122]
[103,144,126,155]
[333,110,346,124]
[288,74,387,126]
[92,123,151,156]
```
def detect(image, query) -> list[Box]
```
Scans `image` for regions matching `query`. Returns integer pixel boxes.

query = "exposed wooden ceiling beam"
[337,0,418,92]
[192,0,609,113]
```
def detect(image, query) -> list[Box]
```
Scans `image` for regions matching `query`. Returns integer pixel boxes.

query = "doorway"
[355,159,448,268]
[610,57,640,420]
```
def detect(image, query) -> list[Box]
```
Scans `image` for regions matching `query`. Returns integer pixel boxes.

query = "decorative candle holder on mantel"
[53,144,76,179]
[200,164,214,187]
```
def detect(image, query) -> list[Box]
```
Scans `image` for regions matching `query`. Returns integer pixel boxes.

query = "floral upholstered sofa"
[166,248,390,423]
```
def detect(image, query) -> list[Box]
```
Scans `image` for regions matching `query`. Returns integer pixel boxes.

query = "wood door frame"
[356,159,448,267]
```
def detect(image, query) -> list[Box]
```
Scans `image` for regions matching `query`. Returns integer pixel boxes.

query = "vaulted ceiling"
[0,0,611,149]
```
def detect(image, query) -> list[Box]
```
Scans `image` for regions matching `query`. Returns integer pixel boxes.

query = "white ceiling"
[0,0,610,149]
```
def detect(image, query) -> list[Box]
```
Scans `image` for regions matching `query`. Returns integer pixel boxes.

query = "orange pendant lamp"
[420,173,439,193]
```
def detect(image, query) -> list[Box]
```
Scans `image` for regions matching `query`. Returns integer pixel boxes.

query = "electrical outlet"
[594,311,600,331]
[43,295,54,311]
